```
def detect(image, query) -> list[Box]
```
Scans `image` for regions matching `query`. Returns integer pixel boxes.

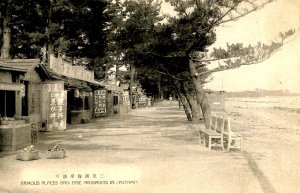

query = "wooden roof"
[0,59,40,72]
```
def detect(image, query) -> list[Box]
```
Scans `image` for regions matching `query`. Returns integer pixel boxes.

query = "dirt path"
[0,102,299,193]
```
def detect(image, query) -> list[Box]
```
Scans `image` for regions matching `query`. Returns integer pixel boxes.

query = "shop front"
[94,84,130,117]
[0,61,33,151]
[66,85,93,124]
[0,56,105,150]
[0,83,31,151]
[93,88,120,117]
[46,54,104,125]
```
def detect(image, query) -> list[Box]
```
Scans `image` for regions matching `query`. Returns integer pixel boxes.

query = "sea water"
[226,96,300,109]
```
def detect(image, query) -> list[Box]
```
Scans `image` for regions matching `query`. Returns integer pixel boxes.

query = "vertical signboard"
[48,92,66,131]
[94,89,107,116]
[123,91,129,106]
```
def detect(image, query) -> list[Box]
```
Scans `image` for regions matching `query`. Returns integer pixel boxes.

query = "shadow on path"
[243,151,278,193]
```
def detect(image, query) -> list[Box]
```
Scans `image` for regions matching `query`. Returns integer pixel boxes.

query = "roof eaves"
[0,65,27,72]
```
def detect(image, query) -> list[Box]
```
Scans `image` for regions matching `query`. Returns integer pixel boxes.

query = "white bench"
[223,118,242,151]
[199,115,224,150]
[199,116,242,151]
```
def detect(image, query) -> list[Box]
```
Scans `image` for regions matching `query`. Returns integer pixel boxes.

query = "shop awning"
[43,67,105,91]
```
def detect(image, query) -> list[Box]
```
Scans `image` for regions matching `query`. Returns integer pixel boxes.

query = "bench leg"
[221,137,224,151]
[200,132,203,144]
[227,138,231,151]
[203,135,206,146]
[208,136,212,150]
[198,130,202,144]
[198,131,202,144]
[227,138,242,151]
[201,133,206,144]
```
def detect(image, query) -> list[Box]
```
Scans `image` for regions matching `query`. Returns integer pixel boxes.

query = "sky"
[205,0,300,93]
[161,0,300,93]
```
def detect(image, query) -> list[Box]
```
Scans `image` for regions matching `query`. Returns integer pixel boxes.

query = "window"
[113,95,118,105]
[12,73,18,83]
[0,90,16,117]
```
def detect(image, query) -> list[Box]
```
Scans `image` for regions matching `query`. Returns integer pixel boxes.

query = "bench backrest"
[210,115,224,134]
[216,117,224,134]
[223,117,231,134]
[210,115,217,131]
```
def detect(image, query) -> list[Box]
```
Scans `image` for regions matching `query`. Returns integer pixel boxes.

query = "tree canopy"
[0,0,107,61]
[104,0,294,126]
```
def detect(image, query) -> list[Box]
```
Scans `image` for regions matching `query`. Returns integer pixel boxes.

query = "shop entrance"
[67,90,73,124]
[67,89,92,124]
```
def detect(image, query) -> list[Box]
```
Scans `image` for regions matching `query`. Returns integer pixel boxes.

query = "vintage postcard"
[0,0,299,193]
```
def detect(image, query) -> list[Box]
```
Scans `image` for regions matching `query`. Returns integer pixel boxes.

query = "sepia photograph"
[0,0,299,192]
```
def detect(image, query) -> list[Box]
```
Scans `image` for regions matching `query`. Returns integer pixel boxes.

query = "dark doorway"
[0,90,16,117]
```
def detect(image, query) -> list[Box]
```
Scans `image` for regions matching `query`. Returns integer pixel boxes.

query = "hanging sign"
[94,89,107,115]
[74,89,80,98]
[21,84,26,97]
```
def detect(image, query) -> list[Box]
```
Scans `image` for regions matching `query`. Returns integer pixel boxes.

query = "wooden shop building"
[0,55,130,151]
[0,59,49,151]
[45,55,128,122]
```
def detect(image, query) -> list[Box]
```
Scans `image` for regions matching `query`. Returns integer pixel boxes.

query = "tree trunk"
[129,63,136,109]
[41,44,48,65]
[197,102,204,120]
[182,81,200,124]
[157,74,163,100]
[184,88,199,124]
[58,29,65,54]
[1,12,11,59]
[115,62,119,83]
[188,59,211,128]
[104,63,109,83]
[47,0,54,56]
[47,43,54,55]
[174,82,192,121]
[178,92,192,121]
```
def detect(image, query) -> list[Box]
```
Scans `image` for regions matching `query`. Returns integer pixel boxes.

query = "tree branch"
[196,51,274,77]
[155,69,185,81]
[195,28,295,76]
[217,0,273,25]
[188,0,274,44]
[145,51,186,59]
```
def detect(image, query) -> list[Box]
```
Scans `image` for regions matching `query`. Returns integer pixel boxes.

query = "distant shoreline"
[226,94,300,98]
[224,92,300,98]
[205,89,300,98]
[224,95,300,110]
